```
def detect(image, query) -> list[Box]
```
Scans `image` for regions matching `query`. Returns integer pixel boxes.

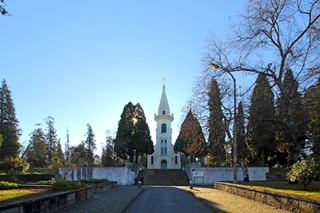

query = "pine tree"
[56,139,65,164]
[45,116,59,162]
[101,131,114,166]
[0,80,21,160]
[178,110,207,162]
[237,101,249,161]
[207,78,225,166]
[26,127,48,167]
[304,79,320,158]
[70,142,87,165]
[114,102,153,163]
[247,74,276,166]
[84,123,96,165]
[277,69,308,165]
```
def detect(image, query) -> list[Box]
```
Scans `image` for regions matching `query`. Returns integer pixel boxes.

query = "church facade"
[147,84,181,169]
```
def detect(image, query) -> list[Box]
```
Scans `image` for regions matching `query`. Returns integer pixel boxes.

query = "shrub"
[51,180,85,192]
[287,158,319,191]
[17,174,54,182]
[37,180,55,185]
[0,157,30,179]
[80,179,109,184]
[0,181,20,190]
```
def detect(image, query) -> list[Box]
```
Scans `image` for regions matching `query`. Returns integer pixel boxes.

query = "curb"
[121,187,145,213]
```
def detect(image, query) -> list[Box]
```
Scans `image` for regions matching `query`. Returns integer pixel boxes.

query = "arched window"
[161,123,166,133]
[162,110,166,115]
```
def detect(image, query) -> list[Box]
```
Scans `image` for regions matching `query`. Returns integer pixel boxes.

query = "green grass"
[240,181,320,200]
[0,189,44,202]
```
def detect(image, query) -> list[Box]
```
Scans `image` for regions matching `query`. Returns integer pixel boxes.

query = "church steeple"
[157,83,171,116]
[154,83,174,122]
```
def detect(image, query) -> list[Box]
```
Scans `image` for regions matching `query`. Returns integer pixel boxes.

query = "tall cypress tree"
[114,102,153,163]
[247,74,276,166]
[133,103,154,163]
[114,102,135,161]
[178,110,207,162]
[304,79,320,158]
[277,69,308,165]
[84,123,96,164]
[207,78,225,166]
[0,80,21,160]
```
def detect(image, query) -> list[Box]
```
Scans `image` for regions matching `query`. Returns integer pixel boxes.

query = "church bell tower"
[147,83,181,169]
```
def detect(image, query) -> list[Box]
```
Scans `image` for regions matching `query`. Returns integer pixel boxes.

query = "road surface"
[125,186,217,213]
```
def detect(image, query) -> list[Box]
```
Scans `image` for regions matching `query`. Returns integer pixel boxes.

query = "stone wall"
[59,163,139,185]
[215,182,320,213]
[0,182,117,213]
[186,163,269,185]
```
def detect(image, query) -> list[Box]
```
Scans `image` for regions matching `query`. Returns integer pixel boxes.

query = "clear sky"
[1,1,245,155]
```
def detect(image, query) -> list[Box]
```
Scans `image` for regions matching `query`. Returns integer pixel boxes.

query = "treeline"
[176,71,320,168]
[0,79,154,176]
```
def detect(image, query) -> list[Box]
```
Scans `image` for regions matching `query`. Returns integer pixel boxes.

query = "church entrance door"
[161,160,167,169]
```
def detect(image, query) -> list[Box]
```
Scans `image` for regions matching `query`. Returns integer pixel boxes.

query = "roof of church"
[157,83,171,115]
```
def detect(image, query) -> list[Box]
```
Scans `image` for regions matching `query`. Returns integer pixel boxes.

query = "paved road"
[124,186,216,213]
[60,186,142,213]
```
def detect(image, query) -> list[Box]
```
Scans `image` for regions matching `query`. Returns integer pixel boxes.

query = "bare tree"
[203,0,320,165]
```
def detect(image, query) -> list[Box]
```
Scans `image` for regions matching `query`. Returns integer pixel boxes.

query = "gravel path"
[60,186,143,213]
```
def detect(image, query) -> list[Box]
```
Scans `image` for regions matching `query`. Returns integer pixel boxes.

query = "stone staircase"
[140,169,189,186]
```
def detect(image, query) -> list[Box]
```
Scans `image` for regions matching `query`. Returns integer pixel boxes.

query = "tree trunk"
[241,161,249,182]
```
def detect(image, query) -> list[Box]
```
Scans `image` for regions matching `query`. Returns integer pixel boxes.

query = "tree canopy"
[114,102,153,163]
[0,80,21,160]
[177,110,207,162]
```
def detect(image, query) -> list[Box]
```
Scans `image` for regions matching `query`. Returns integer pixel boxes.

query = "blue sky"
[1,1,245,155]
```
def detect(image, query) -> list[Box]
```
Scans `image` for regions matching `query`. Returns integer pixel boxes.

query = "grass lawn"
[240,181,320,200]
[0,188,48,202]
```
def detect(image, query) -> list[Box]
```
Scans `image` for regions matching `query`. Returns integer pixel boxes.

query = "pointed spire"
[158,83,171,116]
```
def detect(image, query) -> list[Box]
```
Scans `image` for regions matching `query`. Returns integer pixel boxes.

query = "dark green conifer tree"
[56,139,65,164]
[84,123,96,165]
[247,74,276,166]
[114,102,153,163]
[178,110,207,162]
[45,116,58,162]
[207,78,225,166]
[26,127,48,167]
[276,69,308,165]
[0,80,21,160]
[70,142,87,165]
[304,79,320,158]
[101,131,115,166]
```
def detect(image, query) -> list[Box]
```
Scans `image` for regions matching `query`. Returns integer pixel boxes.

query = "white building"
[147,84,181,169]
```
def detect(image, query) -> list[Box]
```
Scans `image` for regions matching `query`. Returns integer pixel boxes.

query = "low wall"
[0,182,117,213]
[59,163,139,185]
[215,182,320,213]
[186,163,269,185]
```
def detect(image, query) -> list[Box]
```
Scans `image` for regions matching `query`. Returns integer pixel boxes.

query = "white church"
[147,84,181,169]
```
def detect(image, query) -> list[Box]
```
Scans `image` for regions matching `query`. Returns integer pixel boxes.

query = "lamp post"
[209,63,237,183]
